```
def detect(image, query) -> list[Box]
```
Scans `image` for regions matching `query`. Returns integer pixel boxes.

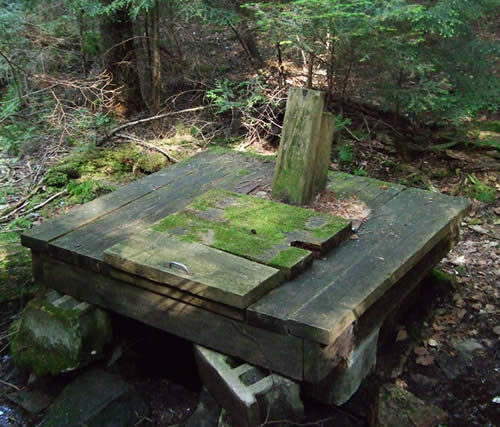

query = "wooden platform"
[22,149,471,381]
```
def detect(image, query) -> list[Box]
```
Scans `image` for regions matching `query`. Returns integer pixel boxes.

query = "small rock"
[452,339,484,359]
[493,326,500,336]
[396,329,408,342]
[436,353,468,380]
[493,396,500,404]
[428,338,438,347]
[410,374,438,388]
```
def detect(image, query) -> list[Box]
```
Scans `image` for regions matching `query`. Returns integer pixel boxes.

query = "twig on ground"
[99,105,211,145]
[115,133,179,163]
[0,186,41,219]
[0,189,67,224]
[0,379,21,391]
[21,190,68,217]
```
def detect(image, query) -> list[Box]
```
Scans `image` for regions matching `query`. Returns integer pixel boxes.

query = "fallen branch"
[115,133,179,163]
[467,225,500,241]
[0,379,21,392]
[0,190,67,224]
[0,186,41,221]
[98,105,211,145]
[22,190,68,217]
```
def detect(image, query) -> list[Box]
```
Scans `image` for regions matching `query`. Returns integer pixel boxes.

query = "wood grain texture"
[287,188,470,344]
[21,151,223,252]
[151,189,350,276]
[248,187,470,343]
[108,267,245,321]
[23,151,470,353]
[272,87,329,205]
[38,254,304,380]
[303,229,458,383]
[104,230,281,309]
[46,152,275,271]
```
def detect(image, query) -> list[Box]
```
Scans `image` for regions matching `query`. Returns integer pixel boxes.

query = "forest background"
[0,0,499,425]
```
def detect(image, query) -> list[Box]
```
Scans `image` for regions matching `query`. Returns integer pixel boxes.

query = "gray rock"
[410,374,438,388]
[90,392,150,427]
[40,368,130,427]
[304,325,380,405]
[436,352,468,380]
[6,389,53,414]
[10,291,112,376]
[452,339,484,361]
[185,387,221,427]
[378,384,448,426]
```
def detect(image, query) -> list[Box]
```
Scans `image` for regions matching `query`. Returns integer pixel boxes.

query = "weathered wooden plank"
[303,229,457,384]
[286,188,471,344]
[104,230,282,309]
[312,112,336,197]
[38,254,304,380]
[248,188,470,342]
[152,189,350,276]
[47,153,273,270]
[108,267,245,321]
[21,150,224,252]
[327,172,405,211]
[272,88,331,205]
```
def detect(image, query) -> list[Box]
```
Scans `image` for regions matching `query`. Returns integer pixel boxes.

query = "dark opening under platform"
[21,149,471,382]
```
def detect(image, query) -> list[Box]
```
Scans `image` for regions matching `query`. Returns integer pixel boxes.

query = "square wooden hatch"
[103,190,351,309]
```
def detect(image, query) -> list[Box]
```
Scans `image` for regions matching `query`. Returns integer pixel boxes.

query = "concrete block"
[304,326,380,405]
[194,345,304,427]
[10,290,112,376]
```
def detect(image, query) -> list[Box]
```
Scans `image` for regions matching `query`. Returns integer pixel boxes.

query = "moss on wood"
[152,189,349,274]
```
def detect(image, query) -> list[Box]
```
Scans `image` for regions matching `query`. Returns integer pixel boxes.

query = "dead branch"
[0,189,66,224]
[115,133,179,163]
[22,190,68,217]
[0,186,41,220]
[98,105,211,145]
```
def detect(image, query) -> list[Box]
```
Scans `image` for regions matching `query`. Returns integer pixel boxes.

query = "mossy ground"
[153,189,348,272]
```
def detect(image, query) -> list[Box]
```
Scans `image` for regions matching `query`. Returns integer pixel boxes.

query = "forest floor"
[0,100,499,425]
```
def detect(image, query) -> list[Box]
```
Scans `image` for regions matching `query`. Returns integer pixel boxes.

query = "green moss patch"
[152,189,350,274]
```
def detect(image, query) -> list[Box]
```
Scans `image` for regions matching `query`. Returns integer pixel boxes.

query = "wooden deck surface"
[22,149,471,380]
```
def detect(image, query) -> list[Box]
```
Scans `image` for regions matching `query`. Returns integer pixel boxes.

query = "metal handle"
[167,261,189,274]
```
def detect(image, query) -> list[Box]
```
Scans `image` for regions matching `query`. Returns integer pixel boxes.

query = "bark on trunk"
[100,3,142,112]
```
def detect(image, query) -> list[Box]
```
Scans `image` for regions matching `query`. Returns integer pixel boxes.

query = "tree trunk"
[307,53,314,89]
[100,2,142,113]
[76,9,87,76]
[151,0,161,114]
[232,0,263,64]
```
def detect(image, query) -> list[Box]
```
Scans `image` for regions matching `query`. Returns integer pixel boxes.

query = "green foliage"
[206,78,269,114]
[466,174,496,204]
[0,121,39,156]
[337,144,354,164]
[248,0,500,124]
[353,168,367,176]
